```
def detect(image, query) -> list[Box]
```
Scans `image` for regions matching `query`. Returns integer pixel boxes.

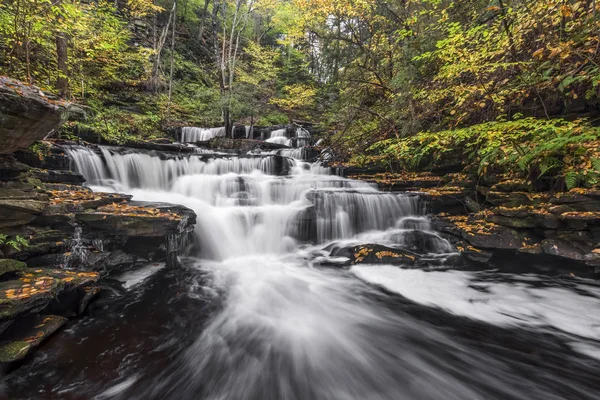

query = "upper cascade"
[180,127,227,142]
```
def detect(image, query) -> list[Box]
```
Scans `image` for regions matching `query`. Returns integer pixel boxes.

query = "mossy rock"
[486,214,536,229]
[0,268,99,320]
[0,259,27,279]
[0,314,67,363]
[0,340,30,363]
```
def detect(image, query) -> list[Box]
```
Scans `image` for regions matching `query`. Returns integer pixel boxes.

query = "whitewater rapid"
[7,145,598,400]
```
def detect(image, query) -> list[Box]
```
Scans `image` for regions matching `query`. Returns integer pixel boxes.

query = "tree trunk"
[55,3,69,98]
[167,0,177,114]
[149,0,176,92]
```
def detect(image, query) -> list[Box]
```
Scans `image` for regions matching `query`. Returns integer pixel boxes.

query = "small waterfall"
[181,127,226,142]
[295,127,311,147]
[67,225,89,268]
[245,125,253,139]
[265,128,290,146]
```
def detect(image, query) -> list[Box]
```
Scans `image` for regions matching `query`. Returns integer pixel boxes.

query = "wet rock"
[559,211,600,230]
[0,315,67,363]
[0,198,48,228]
[0,260,26,279]
[8,229,69,261]
[549,192,600,211]
[437,215,537,250]
[0,76,73,154]
[455,242,494,264]
[351,244,419,265]
[30,169,85,185]
[42,190,131,216]
[14,145,71,170]
[0,268,99,321]
[490,179,532,193]
[484,191,534,207]
[540,239,600,264]
[347,172,443,192]
[530,212,562,230]
[0,155,29,181]
[418,186,477,215]
[486,214,536,229]
[204,137,288,152]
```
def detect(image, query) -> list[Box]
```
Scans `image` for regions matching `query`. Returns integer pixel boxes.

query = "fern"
[592,158,600,173]
[565,172,578,190]
[538,157,561,177]
[0,235,29,251]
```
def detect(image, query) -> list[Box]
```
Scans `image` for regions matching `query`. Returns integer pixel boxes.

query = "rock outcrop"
[0,77,77,154]
[349,169,600,274]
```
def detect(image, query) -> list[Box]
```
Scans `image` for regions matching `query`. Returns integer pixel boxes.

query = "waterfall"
[67,145,435,258]
[265,128,290,146]
[68,146,294,191]
[180,127,226,142]
[295,127,311,147]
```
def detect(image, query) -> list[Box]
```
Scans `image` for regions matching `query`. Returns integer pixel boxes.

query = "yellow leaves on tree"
[269,84,317,115]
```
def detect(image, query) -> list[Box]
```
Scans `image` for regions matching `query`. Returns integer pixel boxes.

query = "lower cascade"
[7,145,600,399]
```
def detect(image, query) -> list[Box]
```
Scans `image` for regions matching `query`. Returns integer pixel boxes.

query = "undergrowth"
[351,117,600,190]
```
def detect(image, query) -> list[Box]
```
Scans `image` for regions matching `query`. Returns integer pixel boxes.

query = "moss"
[0,259,27,277]
[0,340,30,363]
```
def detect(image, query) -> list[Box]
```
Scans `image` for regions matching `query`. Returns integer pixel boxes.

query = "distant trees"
[2,0,595,149]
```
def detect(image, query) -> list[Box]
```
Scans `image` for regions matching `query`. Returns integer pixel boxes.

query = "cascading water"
[11,145,600,399]
[265,128,290,146]
[180,126,226,142]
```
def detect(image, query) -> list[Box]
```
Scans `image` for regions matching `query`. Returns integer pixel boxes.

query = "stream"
[3,146,600,399]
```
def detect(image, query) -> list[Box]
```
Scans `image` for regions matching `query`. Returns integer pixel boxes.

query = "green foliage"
[0,235,29,251]
[29,141,51,160]
[256,111,289,126]
[354,118,600,189]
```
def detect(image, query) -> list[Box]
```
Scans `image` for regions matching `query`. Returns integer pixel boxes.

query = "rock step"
[0,268,99,322]
[0,314,67,364]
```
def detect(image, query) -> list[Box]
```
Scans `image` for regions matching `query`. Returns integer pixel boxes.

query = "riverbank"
[344,169,600,275]
[0,79,196,366]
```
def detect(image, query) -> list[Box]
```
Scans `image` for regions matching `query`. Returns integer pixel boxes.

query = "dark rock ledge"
[347,170,600,275]
[0,77,197,369]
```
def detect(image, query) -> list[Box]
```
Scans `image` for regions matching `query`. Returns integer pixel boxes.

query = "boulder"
[0,76,73,154]
[0,199,48,228]
[0,259,27,279]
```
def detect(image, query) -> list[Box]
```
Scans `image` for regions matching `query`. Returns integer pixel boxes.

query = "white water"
[265,128,290,146]
[66,145,600,400]
[180,127,226,142]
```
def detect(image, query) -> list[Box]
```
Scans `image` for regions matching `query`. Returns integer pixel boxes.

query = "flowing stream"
[4,146,600,400]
